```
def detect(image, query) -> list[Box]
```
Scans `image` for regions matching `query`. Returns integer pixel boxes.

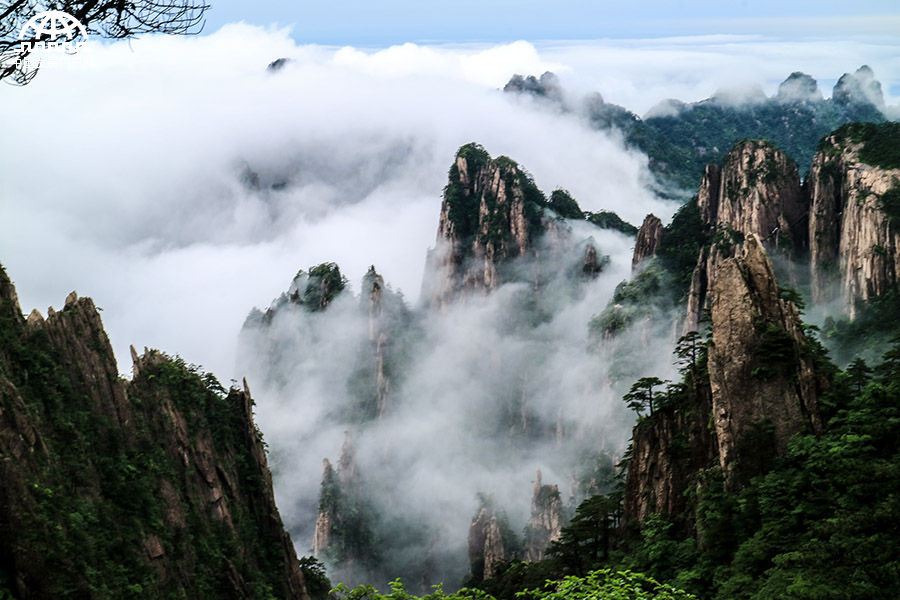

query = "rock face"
[809,125,900,316]
[522,470,564,562]
[631,214,665,270]
[683,140,806,332]
[624,380,716,523]
[707,234,821,483]
[624,235,822,523]
[424,144,550,307]
[312,459,338,557]
[0,264,308,600]
[468,505,509,581]
[364,267,392,417]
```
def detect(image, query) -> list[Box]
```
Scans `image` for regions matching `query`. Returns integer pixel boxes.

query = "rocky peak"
[775,72,822,104]
[0,268,308,599]
[684,139,806,332]
[288,262,347,312]
[0,265,22,323]
[631,214,665,270]
[312,458,338,558]
[522,470,564,562]
[503,71,563,102]
[808,123,900,316]
[833,65,885,111]
[425,143,549,306]
[707,234,820,485]
[467,503,509,581]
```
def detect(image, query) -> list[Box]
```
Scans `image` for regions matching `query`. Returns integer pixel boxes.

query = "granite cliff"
[0,264,308,599]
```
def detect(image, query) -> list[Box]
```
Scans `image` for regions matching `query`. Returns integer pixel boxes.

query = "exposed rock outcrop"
[468,504,508,581]
[683,140,806,332]
[522,470,564,562]
[0,265,308,600]
[809,125,900,316]
[424,144,548,307]
[624,380,716,523]
[625,235,822,525]
[707,234,821,484]
[364,266,393,417]
[631,214,665,270]
[312,459,338,557]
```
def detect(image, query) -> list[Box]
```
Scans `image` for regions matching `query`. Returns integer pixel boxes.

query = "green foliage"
[590,267,671,339]
[547,494,621,574]
[517,569,697,600]
[828,121,900,170]
[750,320,798,380]
[445,143,490,240]
[332,579,493,600]
[656,198,710,301]
[623,377,668,417]
[879,185,900,227]
[301,262,347,311]
[820,287,900,366]
[547,189,583,219]
[299,556,333,600]
[633,98,884,191]
[585,211,639,236]
[674,331,704,377]
[0,292,293,600]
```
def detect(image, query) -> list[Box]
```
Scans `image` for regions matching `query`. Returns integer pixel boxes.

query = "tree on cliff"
[1,0,209,84]
[624,377,667,417]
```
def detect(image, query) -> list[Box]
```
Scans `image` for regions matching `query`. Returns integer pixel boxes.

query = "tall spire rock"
[684,140,807,332]
[424,143,551,307]
[707,234,820,484]
[522,470,564,562]
[467,503,510,581]
[808,123,900,316]
[631,214,665,270]
[312,458,339,558]
[363,266,393,417]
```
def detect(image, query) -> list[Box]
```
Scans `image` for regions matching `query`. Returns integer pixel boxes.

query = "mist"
[238,216,681,587]
[1,22,898,589]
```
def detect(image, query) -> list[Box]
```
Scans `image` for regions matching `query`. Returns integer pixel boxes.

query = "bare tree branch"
[0,0,210,85]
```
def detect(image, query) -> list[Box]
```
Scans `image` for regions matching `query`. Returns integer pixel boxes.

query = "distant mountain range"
[504,66,892,194]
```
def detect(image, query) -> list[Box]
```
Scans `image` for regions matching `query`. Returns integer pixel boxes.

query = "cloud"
[0,25,674,382]
[0,25,897,585]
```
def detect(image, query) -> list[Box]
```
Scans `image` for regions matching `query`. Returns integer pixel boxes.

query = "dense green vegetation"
[0,275,302,599]
[821,288,900,366]
[547,189,583,220]
[585,211,639,236]
[332,569,695,600]
[590,197,709,340]
[606,90,884,192]
[827,122,900,170]
[475,323,900,600]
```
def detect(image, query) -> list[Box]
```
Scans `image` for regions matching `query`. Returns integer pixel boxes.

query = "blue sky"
[200,0,900,44]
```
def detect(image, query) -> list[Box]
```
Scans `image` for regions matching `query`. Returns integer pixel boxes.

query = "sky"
[197,0,900,45]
